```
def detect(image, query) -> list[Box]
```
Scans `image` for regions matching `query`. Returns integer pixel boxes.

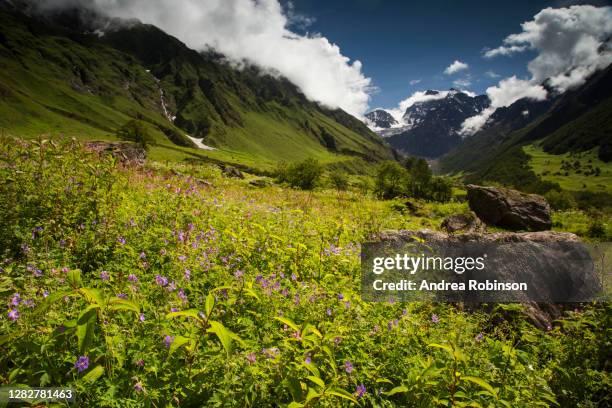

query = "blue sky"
[285,0,607,109]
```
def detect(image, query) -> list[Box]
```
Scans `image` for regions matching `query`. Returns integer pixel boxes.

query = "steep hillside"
[0,3,394,171]
[439,65,612,199]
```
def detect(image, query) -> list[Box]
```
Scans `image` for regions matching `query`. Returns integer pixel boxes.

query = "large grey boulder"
[466,184,551,231]
[369,229,602,329]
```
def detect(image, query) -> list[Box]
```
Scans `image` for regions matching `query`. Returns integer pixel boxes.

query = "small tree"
[116,120,153,150]
[374,161,408,199]
[276,158,324,190]
[329,172,349,193]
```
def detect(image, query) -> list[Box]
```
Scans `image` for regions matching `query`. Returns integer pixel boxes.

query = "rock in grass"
[85,141,146,165]
[220,165,244,179]
[466,184,551,231]
[441,211,485,233]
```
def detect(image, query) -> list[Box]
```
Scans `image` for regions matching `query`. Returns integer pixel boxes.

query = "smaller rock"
[85,141,146,165]
[441,212,485,233]
[221,165,244,179]
[249,179,271,187]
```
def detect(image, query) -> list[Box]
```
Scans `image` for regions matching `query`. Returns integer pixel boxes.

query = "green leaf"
[108,298,140,314]
[243,288,260,301]
[306,376,325,388]
[274,316,300,332]
[208,320,233,356]
[428,343,453,354]
[462,376,497,397]
[386,385,409,396]
[205,293,215,318]
[166,309,202,322]
[78,288,104,305]
[66,269,83,288]
[326,388,358,404]
[77,307,97,354]
[81,365,104,383]
[169,335,190,356]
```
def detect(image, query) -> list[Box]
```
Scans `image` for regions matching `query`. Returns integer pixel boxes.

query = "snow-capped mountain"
[365,89,490,158]
[364,109,398,129]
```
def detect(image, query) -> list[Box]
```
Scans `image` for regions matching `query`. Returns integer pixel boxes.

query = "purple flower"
[355,384,366,398]
[291,273,297,281]
[8,309,19,321]
[337,293,344,300]
[117,237,126,245]
[246,352,257,364]
[135,359,145,367]
[10,293,20,306]
[431,314,440,324]
[43,290,49,298]
[155,275,168,286]
[234,270,244,279]
[475,333,484,342]
[170,307,178,312]
[178,255,187,262]
[100,271,110,281]
[128,274,138,283]
[166,281,177,292]
[164,335,174,348]
[134,382,143,392]
[178,289,188,303]
[116,293,127,299]
[139,251,146,259]
[326,308,332,316]
[139,313,145,322]
[546,324,552,331]
[23,299,35,308]
[75,356,89,372]
[305,356,312,364]
[184,269,191,280]
[333,336,342,345]
[344,361,354,374]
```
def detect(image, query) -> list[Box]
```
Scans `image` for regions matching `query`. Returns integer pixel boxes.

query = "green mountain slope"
[439,65,612,199]
[0,5,395,172]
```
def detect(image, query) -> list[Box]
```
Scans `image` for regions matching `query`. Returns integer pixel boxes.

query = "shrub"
[116,120,153,150]
[374,160,408,199]
[276,158,323,190]
[544,190,577,210]
[329,171,349,192]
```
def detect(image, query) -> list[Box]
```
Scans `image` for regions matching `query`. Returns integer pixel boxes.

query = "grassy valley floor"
[0,137,609,407]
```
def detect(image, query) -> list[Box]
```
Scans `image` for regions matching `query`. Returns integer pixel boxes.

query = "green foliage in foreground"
[0,137,610,407]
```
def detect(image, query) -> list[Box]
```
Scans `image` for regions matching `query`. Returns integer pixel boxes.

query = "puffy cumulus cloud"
[460,76,547,135]
[33,0,372,117]
[444,60,469,75]
[463,5,612,136]
[484,5,612,91]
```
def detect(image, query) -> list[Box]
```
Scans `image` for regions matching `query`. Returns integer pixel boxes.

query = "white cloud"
[33,0,372,117]
[460,76,547,135]
[384,90,449,123]
[409,79,422,85]
[453,77,472,88]
[483,44,528,58]
[462,5,612,135]
[484,5,612,91]
[444,60,469,75]
[485,70,500,78]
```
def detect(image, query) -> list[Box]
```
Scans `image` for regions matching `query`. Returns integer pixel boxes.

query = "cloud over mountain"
[462,5,612,135]
[33,0,372,117]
